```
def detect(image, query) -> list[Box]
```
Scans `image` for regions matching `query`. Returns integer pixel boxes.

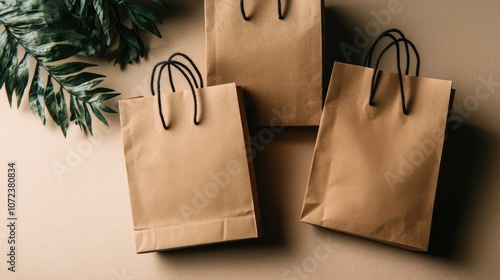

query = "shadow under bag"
[119,53,262,253]
[301,30,454,251]
[205,0,323,127]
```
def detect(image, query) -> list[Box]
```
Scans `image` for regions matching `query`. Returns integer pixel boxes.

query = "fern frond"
[68,0,166,68]
[0,1,119,136]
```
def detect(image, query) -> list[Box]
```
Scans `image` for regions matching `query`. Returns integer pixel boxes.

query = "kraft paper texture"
[301,62,453,251]
[205,0,323,127]
[120,83,262,253]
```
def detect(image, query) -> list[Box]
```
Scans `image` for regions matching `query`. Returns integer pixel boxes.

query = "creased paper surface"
[301,63,453,251]
[120,84,262,253]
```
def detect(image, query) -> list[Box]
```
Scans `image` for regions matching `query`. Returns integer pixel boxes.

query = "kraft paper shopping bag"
[120,53,262,253]
[205,0,323,127]
[301,30,454,251]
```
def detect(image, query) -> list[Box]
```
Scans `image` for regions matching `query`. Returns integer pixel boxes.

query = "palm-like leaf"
[0,1,119,136]
[67,0,167,68]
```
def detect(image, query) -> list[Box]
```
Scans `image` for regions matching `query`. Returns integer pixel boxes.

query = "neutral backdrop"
[1,0,499,279]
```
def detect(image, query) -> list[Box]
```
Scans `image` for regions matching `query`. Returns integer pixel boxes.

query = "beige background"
[1,0,499,279]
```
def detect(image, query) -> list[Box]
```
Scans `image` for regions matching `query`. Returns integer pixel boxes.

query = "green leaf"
[150,0,169,7]
[61,72,105,87]
[44,77,60,125]
[55,88,69,136]
[0,31,9,63]
[93,0,110,46]
[90,104,108,126]
[32,44,82,63]
[19,28,85,46]
[72,79,104,92]
[86,87,115,95]
[76,97,89,132]
[88,0,166,65]
[4,48,18,107]
[69,94,79,122]
[84,92,119,103]
[99,30,109,57]
[77,86,115,100]
[64,0,89,16]
[69,94,91,134]
[0,31,14,90]
[83,103,93,135]
[28,65,45,123]
[0,7,54,27]
[93,102,117,113]
[117,23,142,53]
[64,0,78,11]
[125,3,160,22]
[37,79,46,126]
[125,3,162,38]
[14,53,29,108]
[78,0,91,17]
[97,93,120,102]
[47,62,97,76]
[132,24,147,54]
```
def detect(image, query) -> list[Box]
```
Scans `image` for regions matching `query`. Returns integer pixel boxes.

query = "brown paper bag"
[205,0,323,127]
[120,56,262,253]
[300,32,453,251]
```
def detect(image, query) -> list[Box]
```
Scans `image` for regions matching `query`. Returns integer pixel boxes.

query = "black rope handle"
[373,37,420,77]
[150,53,204,96]
[278,0,284,20]
[167,52,204,92]
[364,29,410,75]
[151,60,198,96]
[161,60,199,128]
[369,37,420,115]
[369,37,405,114]
[240,0,285,21]
[240,0,250,21]
[150,60,199,130]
